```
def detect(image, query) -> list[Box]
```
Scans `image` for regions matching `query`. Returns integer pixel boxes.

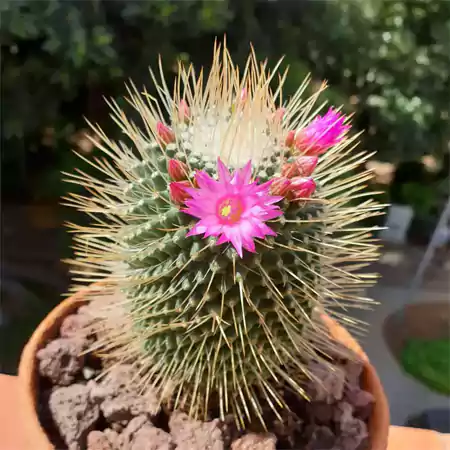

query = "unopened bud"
[281,163,298,178]
[285,130,295,147]
[169,181,191,205]
[178,99,190,123]
[295,156,319,177]
[272,107,286,124]
[289,177,316,200]
[240,88,248,103]
[168,159,189,181]
[270,177,291,196]
[156,122,175,145]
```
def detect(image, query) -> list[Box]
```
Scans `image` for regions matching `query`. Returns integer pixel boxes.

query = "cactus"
[65,43,384,427]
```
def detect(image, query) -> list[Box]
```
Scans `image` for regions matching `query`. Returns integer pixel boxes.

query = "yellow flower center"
[220,203,232,217]
[218,197,243,224]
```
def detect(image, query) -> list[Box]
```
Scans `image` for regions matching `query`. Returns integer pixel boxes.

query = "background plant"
[2,0,449,203]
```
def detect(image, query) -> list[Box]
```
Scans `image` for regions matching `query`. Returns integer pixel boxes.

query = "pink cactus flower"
[168,159,189,181]
[295,108,350,155]
[156,122,175,145]
[182,159,283,257]
[289,177,316,200]
[169,181,191,205]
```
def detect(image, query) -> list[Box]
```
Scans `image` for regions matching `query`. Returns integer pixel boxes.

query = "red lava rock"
[230,433,277,450]
[308,401,334,424]
[120,415,152,447]
[101,391,159,423]
[272,410,303,448]
[89,365,136,401]
[334,402,354,430]
[334,402,369,449]
[103,429,120,448]
[169,411,225,450]
[219,415,241,446]
[49,384,99,450]
[131,425,175,450]
[306,362,346,403]
[36,324,374,450]
[86,429,121,450]
[345,386,374,421]
[120,415,175,449]
[343,359,364,385]
[89,365,160,425]
[304,425,336,450]
[110,422,125,433]
[37,338,85,385]
[338,419,369,450]
[60,313,95,339]
[87,430,113,450]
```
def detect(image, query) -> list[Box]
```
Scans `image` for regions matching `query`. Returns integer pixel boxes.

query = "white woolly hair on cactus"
[63,40,385,428]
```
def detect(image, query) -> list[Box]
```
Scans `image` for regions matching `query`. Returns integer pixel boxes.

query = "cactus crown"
[65,42,383,427]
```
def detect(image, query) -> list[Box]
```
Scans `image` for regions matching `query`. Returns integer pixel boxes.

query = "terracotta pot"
[19,288,88,450]
[18,289,390,449]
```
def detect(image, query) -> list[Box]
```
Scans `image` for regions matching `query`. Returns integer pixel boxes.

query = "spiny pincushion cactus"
[66,43,383,427]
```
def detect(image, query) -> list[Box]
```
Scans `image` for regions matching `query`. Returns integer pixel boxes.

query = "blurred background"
[1,0,449,429]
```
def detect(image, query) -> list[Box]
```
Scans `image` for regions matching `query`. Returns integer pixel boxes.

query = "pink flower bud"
[156,122,175,145]
[168,159,189,181]
[240,88,248,103]
[269,177,291,196]
[178,99,190,123]
[281,162,298,178]
[169,181,191,205]
[272,107,286,124]
[295,108,350,155]
[289,177,316,200]
[295,156,319,177]
[285,130,295,147]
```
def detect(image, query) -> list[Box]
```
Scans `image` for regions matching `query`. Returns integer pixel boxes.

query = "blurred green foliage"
[1,0,449,202]
[401,338,450,395]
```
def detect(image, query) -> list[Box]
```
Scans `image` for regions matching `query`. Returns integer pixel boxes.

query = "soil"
[36,306,374,450]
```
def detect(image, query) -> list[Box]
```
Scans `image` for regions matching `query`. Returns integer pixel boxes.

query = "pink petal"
[248,218,266,239]
[263,209,283,220]
[258,179,273,191]
[184,197,216,216]
[257,222,277,237]
[242,235,256,253]
[216,234,229,245]
[195,171,218,191]
[186,223,208,237]
[265,196,284,205]
[239,160,253,185]
[228,228,243,258]
[217,158,231,182]
[204,224,223,237]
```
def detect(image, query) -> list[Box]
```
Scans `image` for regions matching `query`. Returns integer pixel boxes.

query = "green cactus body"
[66,44,383,426]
